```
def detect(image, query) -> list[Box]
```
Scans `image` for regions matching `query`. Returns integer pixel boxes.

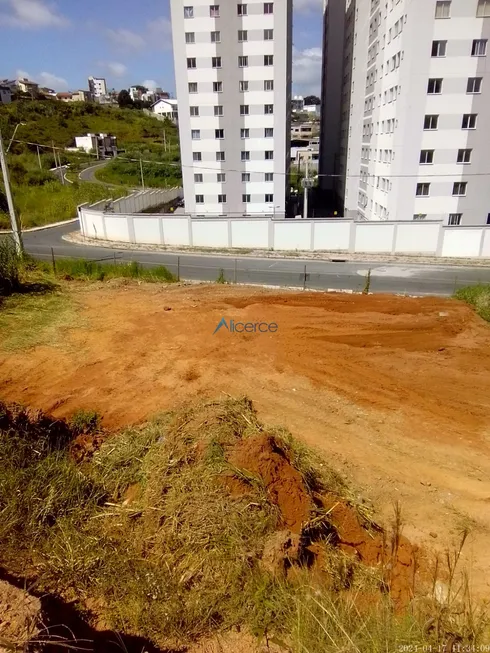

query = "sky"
[0,0,324,97]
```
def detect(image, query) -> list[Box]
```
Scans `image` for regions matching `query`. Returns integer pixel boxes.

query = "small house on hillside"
[151,98,178,122]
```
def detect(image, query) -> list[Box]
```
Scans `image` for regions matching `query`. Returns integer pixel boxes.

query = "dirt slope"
[1,283,490,595]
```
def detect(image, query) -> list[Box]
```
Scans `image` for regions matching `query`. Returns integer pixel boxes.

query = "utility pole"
[140,157,145,189]
[0,130,23,253]
[37,145,42,170]
[303,158,309,220]
[53,141,65,185]
[163,129,167,153]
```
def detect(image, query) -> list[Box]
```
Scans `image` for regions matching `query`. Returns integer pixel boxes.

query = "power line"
[9,137,490,180]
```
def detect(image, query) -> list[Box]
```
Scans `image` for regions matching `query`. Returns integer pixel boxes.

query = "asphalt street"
[20,222,490,296]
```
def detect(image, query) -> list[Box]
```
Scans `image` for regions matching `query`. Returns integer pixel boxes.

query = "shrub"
[70,409,101,434]
[0,237,21,296]
[455,285,490,322]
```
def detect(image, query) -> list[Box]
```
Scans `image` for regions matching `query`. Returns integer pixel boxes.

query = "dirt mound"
[0,579,41,651]
[226,434,311,533]
[219,419,417,609]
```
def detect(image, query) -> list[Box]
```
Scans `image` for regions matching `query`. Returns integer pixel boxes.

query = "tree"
[117,90,134,108]
[304,95,321,106]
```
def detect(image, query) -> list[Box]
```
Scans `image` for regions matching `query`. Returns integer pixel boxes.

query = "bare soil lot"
[1,283,490,596]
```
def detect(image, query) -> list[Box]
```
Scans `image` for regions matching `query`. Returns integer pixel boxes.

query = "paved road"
[22,222,490,296]
[78,160,116,186]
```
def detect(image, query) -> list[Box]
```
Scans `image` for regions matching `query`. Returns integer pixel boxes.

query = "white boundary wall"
[78,206,490,259]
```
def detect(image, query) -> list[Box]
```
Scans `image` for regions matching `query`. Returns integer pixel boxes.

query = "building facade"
[321,0,490,225]
[170,0,292,216]
[88,76,107,99]
[0,85,12,104]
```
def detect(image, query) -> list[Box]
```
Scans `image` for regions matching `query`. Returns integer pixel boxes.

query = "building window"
[239,81,249,92]
[265,151,273,160]
[265,127,273,137]
[218,194,226,203]
[413,214,427,221]
[264,80,274,91]
[215,129,224,139]
[467,77,482,93]
[241,151,250,161]
[195,195,204,204]
[264,104,273,114]
[420,150,434,164]
[190,106,199,116]
[213,81,223,92]
[453,182,467,196]
[264,2,273,13]
[187,58,196,69]
[211,30,221,42]
[431,40,447,57]
[193,152,202,161]
[237,3,247,15]
[212,56,222,68]
[217,173,226,182]
[184,6,194,18]
[216,151,225,162]
[264,55,274,66]
[185,32,195,43]
[238,56,248,67]
[194,173,203,183]
[238,30,248,42]
[242,173,250,182]
[264,29,273,40]
[240,104,249,115]
[210,5,220,17]
[416,183,430,196]
[477,0,490,17]
[435,1,451,18]
[191,129,201,139]
[427,78,443,94]
[424,114,439,130]
[214,105,223,116]
[240,128,249,138]
[457,149,472,164]
[448,213,462,225]
[265,193,274,202]
[265,172,273,181]
[472,39,487,56]
[462,113,477,129]
[188,82,198,93]
[242,194,251,202]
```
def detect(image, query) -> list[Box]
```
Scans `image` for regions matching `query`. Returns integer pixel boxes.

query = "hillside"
[0,100,181,229]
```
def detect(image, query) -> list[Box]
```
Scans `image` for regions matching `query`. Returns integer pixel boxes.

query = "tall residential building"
[320,0,490,225]
[170,0,292,216]
[88,76,107,99]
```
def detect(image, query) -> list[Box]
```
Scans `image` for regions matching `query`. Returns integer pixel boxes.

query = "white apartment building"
[170,0,292,216]
[88,76,107,99]
[321,0,490,225]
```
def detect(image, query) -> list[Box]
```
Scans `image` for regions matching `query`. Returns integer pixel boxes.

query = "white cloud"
[143,79,158,91]
[292,46,322,96]
[16,68,31,80]
[106,17,172,54]
[107,62,127,78]
[38,71,68,89]
[0,0,68,29]
[293,0,323,13]
[106,27,145,51]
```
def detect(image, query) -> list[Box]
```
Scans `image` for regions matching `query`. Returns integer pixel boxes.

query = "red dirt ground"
[1,282,490,596]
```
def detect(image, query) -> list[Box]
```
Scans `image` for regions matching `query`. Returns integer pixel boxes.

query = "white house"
[151,98,178,121]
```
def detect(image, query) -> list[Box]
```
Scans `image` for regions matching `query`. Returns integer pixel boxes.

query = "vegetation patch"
[44,258,177,283]
[0,397,487,652]
[455,284,490,322]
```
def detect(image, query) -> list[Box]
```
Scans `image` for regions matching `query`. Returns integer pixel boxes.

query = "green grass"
[0,397,487,651]
[0,181,128,230]
[0,292,77,351]
[45,258,177,283]
[455,284,490,322]
[95,153,182,189]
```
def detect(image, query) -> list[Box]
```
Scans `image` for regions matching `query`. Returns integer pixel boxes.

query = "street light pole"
[303,158,309,220]
[6,122,26,154]
[0,130,23,253]
[140,157,145,189]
